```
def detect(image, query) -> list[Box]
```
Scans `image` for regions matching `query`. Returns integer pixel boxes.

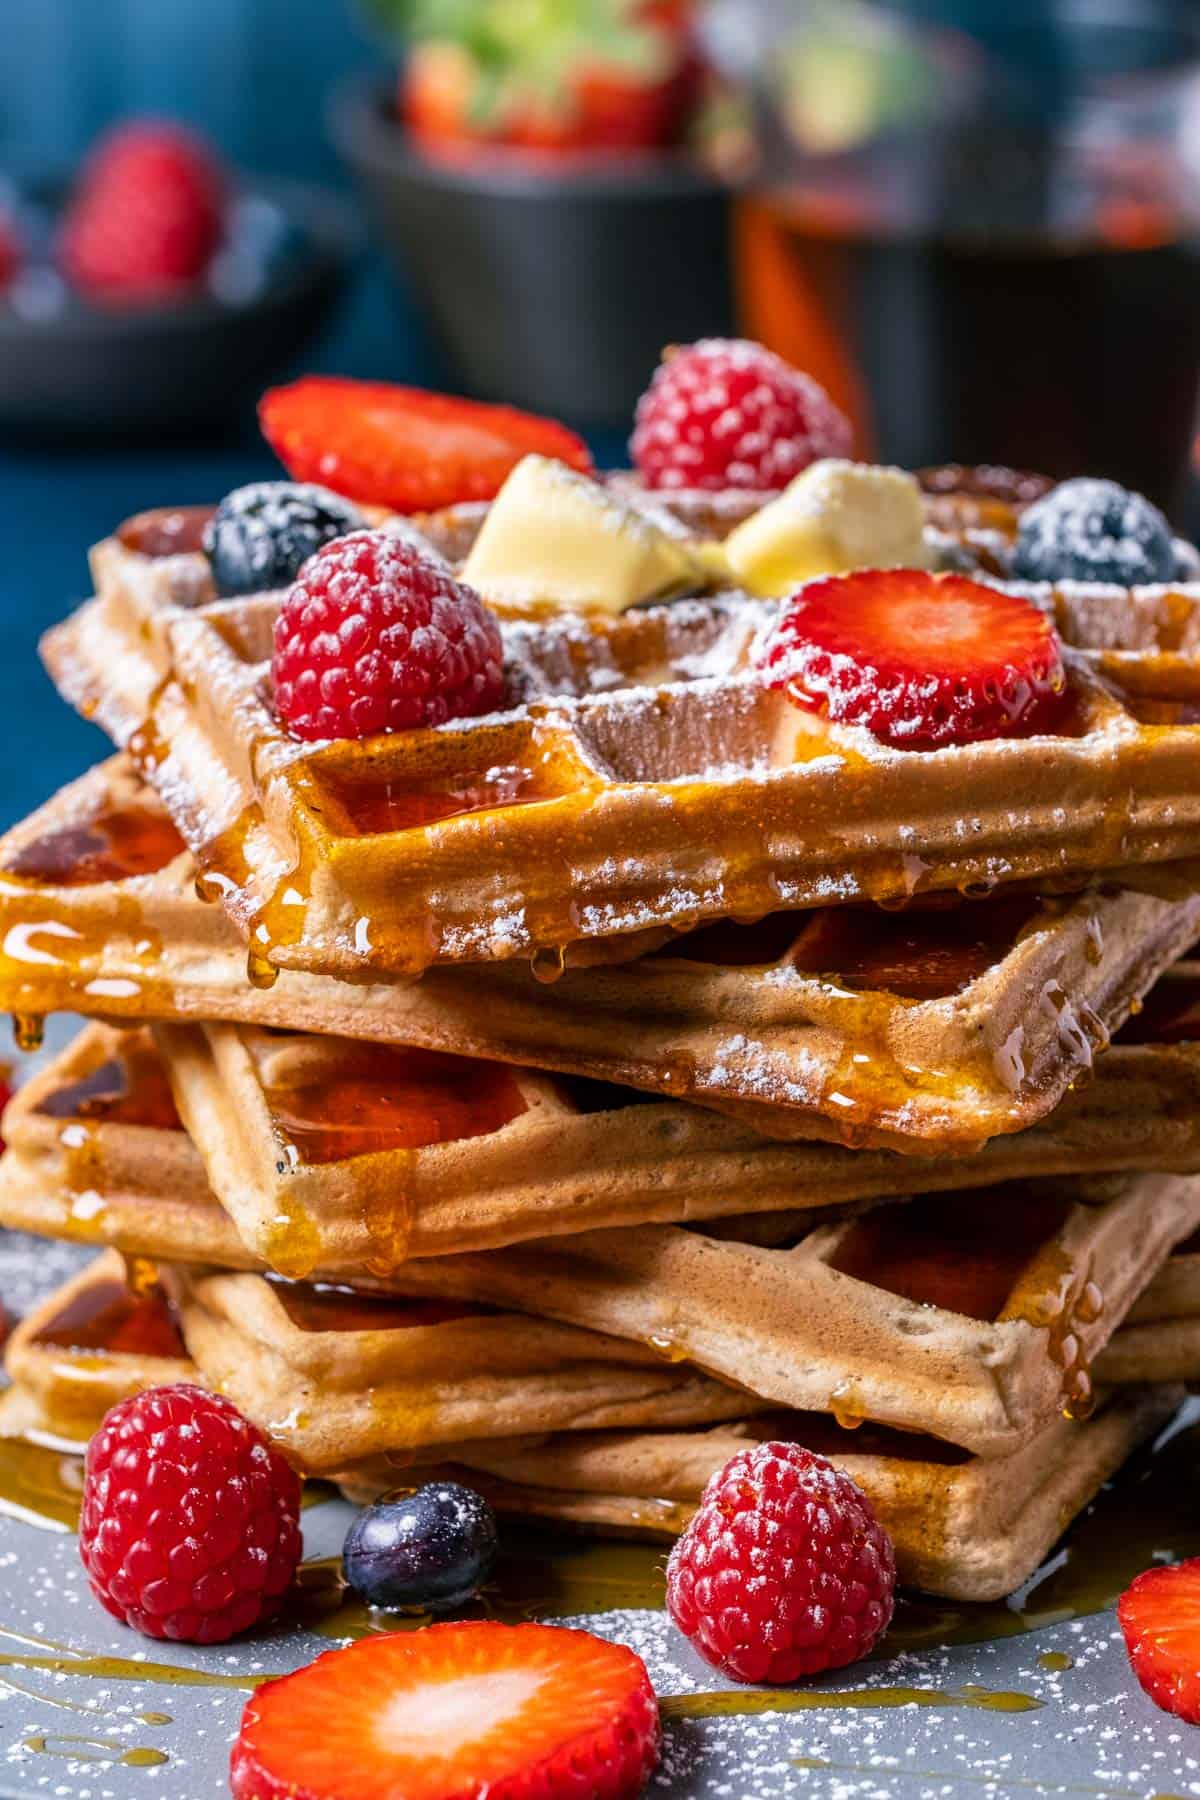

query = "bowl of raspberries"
[0,118,358,439]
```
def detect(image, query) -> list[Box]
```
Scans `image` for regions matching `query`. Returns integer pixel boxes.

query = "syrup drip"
[12,1013,44,1053]
[829,1380,867,1431]
[1009,1250,1104,1421]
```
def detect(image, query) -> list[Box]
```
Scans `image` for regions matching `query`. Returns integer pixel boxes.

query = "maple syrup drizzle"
[263,1048,528,1166]
[661,1682,1040,1719]
[1,804,184,889]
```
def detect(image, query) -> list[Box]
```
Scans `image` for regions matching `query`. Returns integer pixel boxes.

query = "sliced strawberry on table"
[756,569,1069,750]
[1120,1559,1200,1724]
[259,377,594,514]
[230,1620,661,1800]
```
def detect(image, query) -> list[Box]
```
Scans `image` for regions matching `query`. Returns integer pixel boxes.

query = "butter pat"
[462,455,700,614]
[724,460,928,597]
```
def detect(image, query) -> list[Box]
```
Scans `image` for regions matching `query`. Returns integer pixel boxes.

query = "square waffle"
[362,1171,1200,1456]
[8,1018,1200,1277]
[1094,1230,1200,1386]
[41,489,1200,978]
[3,1250,192,1440]
[0,1021,909,1271]
[160,1264,750,1471]
[7,761,1200,1154]
[336,1388,1181,1603]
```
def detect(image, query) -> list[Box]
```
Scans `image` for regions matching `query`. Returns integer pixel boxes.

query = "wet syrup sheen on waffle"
[5,760,1200,1155]
[33,471,1200,982]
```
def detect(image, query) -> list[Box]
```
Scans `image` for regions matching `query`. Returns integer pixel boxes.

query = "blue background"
[0,0,472,830]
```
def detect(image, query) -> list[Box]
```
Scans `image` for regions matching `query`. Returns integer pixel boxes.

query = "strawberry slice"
[259,377,593,514]
[1120,1559,1200,1724]
[757,569,1068,749]
[229,1621,661,1800]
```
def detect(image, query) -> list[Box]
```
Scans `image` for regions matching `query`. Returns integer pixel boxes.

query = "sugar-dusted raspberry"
[60,120,225,304]
[630,338,851,492]
[666,1440,895,1684]
[271,529,505,741]
[80,1383,301,1643]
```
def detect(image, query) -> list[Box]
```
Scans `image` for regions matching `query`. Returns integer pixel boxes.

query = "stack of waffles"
[4,459,1200,1605]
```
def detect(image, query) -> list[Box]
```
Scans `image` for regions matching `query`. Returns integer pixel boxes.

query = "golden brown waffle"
[0,1021,894,1272]
[360,1171,1200,1456]
[162,1265,750,1470]
[8,763,1200,1153]
[3,1250,192,1438]
[42,490,1200,977]
[338,1388,1180,1602]
[1095,1229,1200,1385]
[9,1019,1200,1278]
[0,1255,1184,1600]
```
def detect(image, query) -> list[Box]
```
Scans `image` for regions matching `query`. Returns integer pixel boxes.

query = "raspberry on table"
[630,337,852,492]
[204,481,364,597]
[1011,476,1175,587]
[666,1439,895,1684]
[271,529,505,741]
[60,120,225,304]
[79,1383,301,1644]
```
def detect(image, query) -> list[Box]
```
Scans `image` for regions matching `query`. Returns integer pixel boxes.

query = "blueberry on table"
[342,1481,498,1613]
[1011,477,1175,587]
[204,481,363,597]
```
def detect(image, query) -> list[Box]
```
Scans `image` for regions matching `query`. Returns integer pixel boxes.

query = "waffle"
[1094,1229,1200,1385]
[8,1018,1200,1278]
[357,1171,1200,1456]
[42,485,1200,978]
[3,1250,192,1439]
[161,1265,750,1471]
[8,764,1200,1154]
[339,1388,1180,1602]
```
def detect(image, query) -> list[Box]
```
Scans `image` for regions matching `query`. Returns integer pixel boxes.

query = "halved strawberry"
[259,377,593,514]
[1120,1559,1200,1724]
[229,1620,661,1800]
[757,569,1068,749]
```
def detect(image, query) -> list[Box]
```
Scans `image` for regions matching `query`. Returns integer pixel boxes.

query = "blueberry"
[1012,477,1175,587]
[204,481,363,597]
[342,1481,498,1613]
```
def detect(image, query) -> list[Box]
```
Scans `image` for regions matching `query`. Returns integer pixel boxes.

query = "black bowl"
[331,77,734,427]
[0,177,360,442]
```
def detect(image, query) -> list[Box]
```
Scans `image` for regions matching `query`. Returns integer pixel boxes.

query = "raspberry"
[60,121,225,304]
[0,209,21,292]
[272,530,504,741]
[757,569,1068,749]
[630,338,852,492]
[666,1440,895,1684]
[79,1383,301,1643]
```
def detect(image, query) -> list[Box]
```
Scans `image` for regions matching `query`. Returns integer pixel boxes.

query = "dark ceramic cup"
[330,77,734,427]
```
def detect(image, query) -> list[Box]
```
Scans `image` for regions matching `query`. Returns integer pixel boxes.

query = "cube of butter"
[462,455,701,614]
[723,459,928,597]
